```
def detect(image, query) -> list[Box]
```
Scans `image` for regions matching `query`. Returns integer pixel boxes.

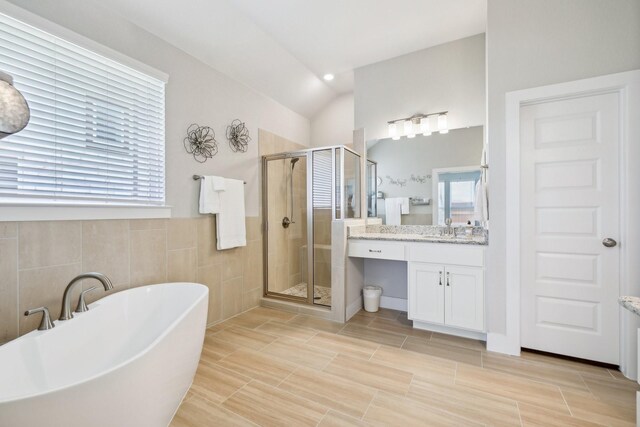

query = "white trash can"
[363,285,382,312]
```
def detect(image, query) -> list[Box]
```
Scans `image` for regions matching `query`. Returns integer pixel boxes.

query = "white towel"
[216,178,246,250]
[199,175,226,214]
[385,198,402,225]
[399,197,410,215]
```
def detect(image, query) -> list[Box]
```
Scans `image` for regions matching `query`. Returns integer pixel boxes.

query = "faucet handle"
[75,286,98,313]
[24,307,55,331]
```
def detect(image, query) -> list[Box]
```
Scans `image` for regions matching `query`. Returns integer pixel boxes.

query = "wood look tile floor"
[171,307,638,427]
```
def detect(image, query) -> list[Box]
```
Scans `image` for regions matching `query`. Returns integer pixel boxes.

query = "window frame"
[0,4,170,221]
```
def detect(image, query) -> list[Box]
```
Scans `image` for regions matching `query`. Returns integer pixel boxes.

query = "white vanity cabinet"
[408,263,445,324]
[409,262,484,331]
[408,243,485,333]
[348,237,486,336]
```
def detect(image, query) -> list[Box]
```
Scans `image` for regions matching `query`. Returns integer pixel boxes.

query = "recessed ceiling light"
[323,74,334,81]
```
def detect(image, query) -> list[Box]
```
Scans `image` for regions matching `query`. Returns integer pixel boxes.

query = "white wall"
[355,34,485,142]
[310,93,354,147]
[4,0,310,218]
[364,259,407,300]
[486,0,640,334]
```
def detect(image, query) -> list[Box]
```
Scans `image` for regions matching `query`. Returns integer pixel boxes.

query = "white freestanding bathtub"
[0,282,208,427]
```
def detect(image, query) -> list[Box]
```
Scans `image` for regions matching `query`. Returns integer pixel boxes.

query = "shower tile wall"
[0,216,264,345]
[313,209,332,288]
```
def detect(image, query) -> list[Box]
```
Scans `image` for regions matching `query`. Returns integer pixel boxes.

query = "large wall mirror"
[366,126,483,226]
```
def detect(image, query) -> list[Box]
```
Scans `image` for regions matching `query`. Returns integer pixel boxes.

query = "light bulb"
[404,120,415,138]
[388,122,398,140]
[323,74,334,81]
[438,114,448,134]
[420,117,431,136]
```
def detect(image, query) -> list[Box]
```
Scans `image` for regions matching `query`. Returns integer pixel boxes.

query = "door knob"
[602,238,617,248]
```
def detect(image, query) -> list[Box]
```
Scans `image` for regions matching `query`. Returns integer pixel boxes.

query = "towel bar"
[193,175,246,184]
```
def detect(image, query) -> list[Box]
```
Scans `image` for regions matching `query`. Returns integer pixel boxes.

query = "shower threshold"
[280,283,331,307]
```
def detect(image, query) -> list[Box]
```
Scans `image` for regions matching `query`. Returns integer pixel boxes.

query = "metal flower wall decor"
[184,123,218,163]
[226,119,250,153]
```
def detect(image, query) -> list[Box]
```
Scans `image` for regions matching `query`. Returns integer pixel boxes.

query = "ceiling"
[100,0,486,118]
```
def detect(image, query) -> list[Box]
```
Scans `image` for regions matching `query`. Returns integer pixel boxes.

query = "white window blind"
[0,13,166,206]
[312,149,332,209]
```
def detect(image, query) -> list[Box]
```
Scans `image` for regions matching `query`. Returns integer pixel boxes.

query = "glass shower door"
[312,149,333,306]
[263,153,311,302]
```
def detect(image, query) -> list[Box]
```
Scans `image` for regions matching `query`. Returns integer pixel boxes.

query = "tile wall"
[0,214,263,345]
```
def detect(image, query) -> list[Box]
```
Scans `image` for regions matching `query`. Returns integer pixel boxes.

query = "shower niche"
[262,146,361,308]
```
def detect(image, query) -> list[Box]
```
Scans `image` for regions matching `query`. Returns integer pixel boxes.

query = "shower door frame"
[262,150,315,305]
[262,145,361,306]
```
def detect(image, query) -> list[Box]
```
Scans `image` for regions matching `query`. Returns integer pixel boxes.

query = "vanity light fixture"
[388,122,400,140]
[420,116,431,136]
[387,111,448,140]
[0,70,30,140]
[438,113,449,134]
[404,119,415,138]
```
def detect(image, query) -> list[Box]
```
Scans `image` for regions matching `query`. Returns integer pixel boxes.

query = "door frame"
[500,70,640,378]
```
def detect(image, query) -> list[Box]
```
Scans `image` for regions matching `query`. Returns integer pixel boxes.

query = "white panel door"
[520,91,620,364]
[408,262,444,324]
[444,266,484,331]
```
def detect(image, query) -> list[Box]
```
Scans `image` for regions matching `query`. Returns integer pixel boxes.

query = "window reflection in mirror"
[434,168,481,225]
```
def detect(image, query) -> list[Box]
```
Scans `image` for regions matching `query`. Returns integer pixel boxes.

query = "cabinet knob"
[446,272,450,286]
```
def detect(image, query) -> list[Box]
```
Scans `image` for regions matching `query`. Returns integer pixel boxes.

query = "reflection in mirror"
[366,126,483,225]
[433,167,481,225]
[366,160,377,217]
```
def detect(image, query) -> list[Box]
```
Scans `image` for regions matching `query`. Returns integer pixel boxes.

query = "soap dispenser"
[464,220,474,237]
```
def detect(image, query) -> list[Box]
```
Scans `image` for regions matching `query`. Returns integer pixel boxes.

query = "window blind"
[312,149,332,209]
[0,13,166,206]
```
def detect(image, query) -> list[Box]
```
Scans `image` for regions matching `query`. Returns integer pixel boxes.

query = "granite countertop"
[348,225,488,246]
[619,296,640,316]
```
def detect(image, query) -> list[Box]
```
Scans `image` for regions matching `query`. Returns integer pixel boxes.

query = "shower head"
[290,157,300,169]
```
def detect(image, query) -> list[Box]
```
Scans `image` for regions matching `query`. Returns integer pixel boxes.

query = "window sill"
[0,205,172,222]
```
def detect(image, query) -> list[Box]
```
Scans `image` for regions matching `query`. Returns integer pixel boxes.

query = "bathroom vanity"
[347,225,487,339]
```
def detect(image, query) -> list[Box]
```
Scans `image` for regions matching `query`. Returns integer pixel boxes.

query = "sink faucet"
[59,272,113,321]
[444,218,454,236]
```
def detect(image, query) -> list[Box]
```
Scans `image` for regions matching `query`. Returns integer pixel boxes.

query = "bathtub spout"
[59,272,114,321]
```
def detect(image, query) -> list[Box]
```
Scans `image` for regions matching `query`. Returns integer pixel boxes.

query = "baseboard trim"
[379,296,408,312]
[346,298,363,321]
[413,321,487,341]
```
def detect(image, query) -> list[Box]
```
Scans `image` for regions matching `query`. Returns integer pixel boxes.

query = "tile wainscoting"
[0,216,263,345]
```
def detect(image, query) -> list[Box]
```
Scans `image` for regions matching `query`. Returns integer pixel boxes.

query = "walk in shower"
[262,146,361,307]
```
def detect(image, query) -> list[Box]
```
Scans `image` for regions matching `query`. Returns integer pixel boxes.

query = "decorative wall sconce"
[0,71,30,140]
[387,111,448,140]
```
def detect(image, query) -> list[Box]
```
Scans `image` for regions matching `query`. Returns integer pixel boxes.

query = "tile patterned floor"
[279,284,332,306]
[171,306,638,426]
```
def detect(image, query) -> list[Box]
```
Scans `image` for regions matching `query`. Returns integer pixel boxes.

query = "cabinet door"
[444,265,484,331]
[408,262,444,324]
